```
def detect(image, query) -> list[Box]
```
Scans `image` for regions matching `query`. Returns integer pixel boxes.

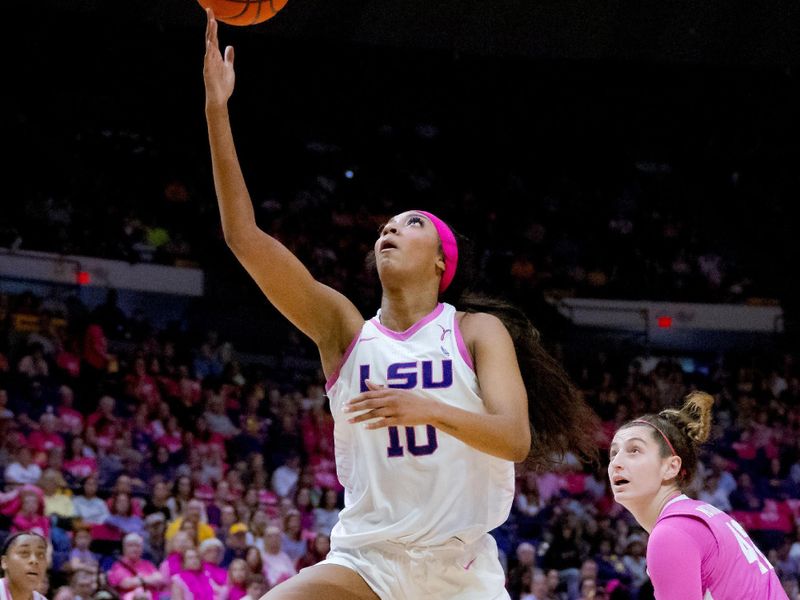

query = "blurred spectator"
[222,524,249,568]
[40,468,76,520]
[18,342,50,379]
[243,546,265,579]
[541,518,582,599]
[29,413,66,465]
[105,493,145,537]
[73,475,110,525]
[107,533,165,600]
[295,533,330,571]
[165,498,215,544]
[203,393,239,439]
[241,573,268,600]
[261,525,296,588]
[142,480,172,523]
[279,510,306,564]
[729,472,765,512]
[11,484,50,537]
[65,524,100,575]
[621,534,648,597]
[521,568,550,600]
[271,453,300,500]
[143,512,168,566]
[5,446,43,486]
[169,547,221,600]
[508,542,538,600]
[312,488,340,537]
[193,345,223,382]
[56,385,84,436]
[198,537,227,588]
[167,476,195,521]
[225,559,248,600]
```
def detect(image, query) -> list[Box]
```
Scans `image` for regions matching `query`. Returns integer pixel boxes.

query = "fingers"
[345,389,389,407]
[224,45,234,65]
[349,409,394,425]
[205,8,218,50]
[365,379,385,391]
[343,398,378,413]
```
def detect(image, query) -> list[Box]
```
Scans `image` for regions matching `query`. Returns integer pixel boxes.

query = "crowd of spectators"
[7,11,799,309]
[5,9,800,600]
[0,287,798,599]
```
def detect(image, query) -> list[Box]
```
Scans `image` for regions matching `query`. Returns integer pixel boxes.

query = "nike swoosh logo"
[359,336,378,342]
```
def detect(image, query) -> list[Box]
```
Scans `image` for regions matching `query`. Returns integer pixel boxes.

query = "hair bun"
[679,391,714,444]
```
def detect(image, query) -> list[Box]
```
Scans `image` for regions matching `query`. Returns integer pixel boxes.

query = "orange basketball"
[197,0,288,26]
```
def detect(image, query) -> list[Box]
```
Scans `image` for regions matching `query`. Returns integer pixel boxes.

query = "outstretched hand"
[344,380,440,430]
[203,8,235,109]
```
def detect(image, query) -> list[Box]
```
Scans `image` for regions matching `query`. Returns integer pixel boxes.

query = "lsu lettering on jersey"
[325,302,515,549]
[652,495,788,600]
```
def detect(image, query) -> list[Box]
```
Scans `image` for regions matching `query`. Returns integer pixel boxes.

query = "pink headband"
[415,210,459,293]
[631,419,677,456]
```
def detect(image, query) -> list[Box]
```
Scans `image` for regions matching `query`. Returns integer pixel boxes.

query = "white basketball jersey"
[0,578,47,600]
[325,302,515,549]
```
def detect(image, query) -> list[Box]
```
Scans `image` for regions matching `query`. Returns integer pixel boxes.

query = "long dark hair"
[410,222,600,469]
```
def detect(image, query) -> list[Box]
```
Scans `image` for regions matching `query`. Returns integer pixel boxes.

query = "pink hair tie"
[415,210,459,293]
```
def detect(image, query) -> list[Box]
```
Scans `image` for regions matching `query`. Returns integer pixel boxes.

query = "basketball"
[197,0,288,26]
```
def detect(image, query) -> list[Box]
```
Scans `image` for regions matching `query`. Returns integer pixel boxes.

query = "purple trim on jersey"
[371,303,444,341]
[325,329,362,392]
[453,315,475,371]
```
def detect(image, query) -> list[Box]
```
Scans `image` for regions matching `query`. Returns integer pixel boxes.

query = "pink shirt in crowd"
[107,557,162,600]
[647,494,789,600]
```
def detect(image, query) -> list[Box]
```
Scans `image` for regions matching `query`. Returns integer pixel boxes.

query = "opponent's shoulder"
[649,515,715,558]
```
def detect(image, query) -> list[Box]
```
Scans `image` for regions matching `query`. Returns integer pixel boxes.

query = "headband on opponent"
[631,419,677,456]
[415,210,458,293]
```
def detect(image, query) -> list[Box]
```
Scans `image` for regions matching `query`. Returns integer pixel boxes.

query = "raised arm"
[202,9,363,371]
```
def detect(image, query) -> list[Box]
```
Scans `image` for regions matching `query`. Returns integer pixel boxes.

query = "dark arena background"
[2,1,800,598]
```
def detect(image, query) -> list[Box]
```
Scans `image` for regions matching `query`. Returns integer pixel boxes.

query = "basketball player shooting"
[203,8,598,599]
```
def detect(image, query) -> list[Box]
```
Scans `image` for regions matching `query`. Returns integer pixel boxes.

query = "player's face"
[374,211,443,288]
[608,425,670,505]
[1,535,47,591]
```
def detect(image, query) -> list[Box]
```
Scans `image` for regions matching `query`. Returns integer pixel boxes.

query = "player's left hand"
[343,379,439,429]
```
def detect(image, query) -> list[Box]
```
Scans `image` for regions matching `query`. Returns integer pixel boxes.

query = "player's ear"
[663,455,682,481]
[435,249,446,275]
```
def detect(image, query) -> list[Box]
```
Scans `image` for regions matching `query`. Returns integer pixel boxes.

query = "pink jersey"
[648,494,788,600]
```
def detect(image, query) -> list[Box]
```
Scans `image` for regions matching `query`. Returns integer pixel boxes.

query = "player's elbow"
[509,428,532,463]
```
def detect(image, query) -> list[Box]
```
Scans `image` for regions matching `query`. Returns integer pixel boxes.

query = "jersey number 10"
[387,425,438,457]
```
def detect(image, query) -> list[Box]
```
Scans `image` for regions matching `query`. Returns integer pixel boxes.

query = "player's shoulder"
[456,311,507,339]
[650,514,715,553]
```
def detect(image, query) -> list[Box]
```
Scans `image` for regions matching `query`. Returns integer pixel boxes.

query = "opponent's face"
[374,211,444,288]
[608,426,681,507]
[1,535,47,590]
